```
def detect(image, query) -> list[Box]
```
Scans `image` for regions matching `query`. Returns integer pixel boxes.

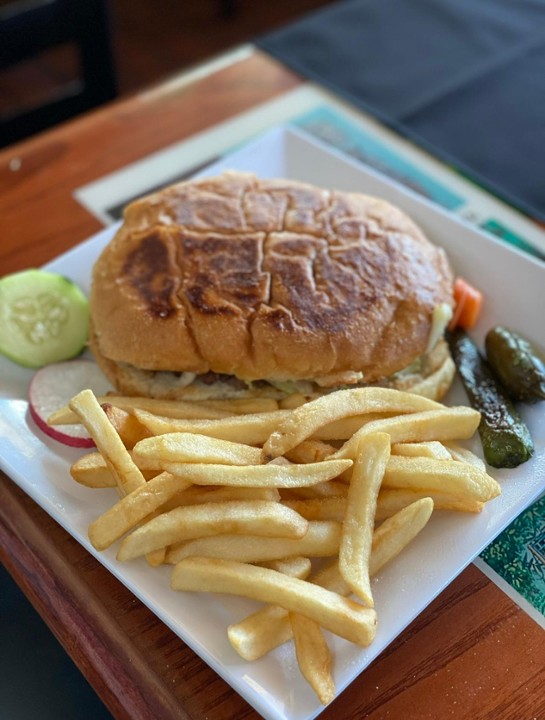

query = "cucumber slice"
[0,269,89,368]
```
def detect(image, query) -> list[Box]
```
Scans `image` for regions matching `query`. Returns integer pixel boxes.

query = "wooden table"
[1,47,544,720]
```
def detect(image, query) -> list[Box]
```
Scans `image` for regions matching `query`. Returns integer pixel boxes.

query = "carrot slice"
[448,278,483,331]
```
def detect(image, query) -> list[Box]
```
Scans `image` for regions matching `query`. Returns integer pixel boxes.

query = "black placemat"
[258,0,545,221]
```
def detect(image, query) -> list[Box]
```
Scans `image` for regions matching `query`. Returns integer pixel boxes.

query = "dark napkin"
[257,0,545,221]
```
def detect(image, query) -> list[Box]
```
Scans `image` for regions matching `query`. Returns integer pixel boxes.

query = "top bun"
[90,172,453,385]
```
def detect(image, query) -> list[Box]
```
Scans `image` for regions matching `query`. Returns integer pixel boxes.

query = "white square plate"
[1,126,544,720]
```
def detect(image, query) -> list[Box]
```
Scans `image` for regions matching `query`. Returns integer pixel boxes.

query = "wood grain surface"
[1,48,543,720]
[0,51,299,275]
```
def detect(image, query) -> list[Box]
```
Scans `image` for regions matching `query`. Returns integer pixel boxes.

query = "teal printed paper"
[480,495,545,616]
[292,105,465,210]
[480,219,545,262]
[291,105,542,262]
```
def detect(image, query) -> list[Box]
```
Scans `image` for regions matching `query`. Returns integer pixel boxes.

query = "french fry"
[284,479,349,500]
[165,520,341,564]
[133,408,291,446]
[226,559,311,663]
[117,501,309,561]
[126,399,230,419]
[391,441,452,461]
[339,433,390,606]
[48,396,233,426]
[290,612,335,705]
[228,604,295,662]
[267,456,293,467]
[382,456,500,502]
[70,451,162,487]
[69,389,146,494]
[132,433,262,466]
[285,440,337,464]
[128,453,163,474]
[227,498,434,660]
[311,414,391,441]
[443,442,486,470]
[200,397,280,414]
[171,557,378,646]
[102,404,151,448]
[70,452,117,488]
[88,472,193,550]
[160,485,281,512]
[331,407,481,460]
[311,561,350,595]
[375,488,482,521]
[160,459,352,488]
[370,497,434,572]
[259,557,312,578]
[54,397,275,419]
[146,548,167,567]
[263,388,442,459]
[283,496,347,522]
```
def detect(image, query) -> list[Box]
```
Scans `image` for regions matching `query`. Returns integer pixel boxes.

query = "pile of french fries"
[48,386,500,704]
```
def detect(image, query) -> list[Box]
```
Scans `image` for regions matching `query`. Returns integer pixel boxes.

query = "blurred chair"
[0,0,117,148]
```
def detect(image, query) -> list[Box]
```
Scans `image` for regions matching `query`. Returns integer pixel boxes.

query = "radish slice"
[29,360,114,448]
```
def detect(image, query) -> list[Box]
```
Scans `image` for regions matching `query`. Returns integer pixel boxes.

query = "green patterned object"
[480,495,545,615]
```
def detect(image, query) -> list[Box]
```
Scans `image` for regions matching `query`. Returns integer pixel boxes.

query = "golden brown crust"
[90,172,453,384]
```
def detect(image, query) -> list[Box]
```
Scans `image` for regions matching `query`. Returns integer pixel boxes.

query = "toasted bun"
[379,337,455,400]
[90,172,454,387]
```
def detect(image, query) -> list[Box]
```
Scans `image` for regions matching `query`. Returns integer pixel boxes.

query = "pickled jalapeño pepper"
[485,326,545,402]
[448,328,534,468]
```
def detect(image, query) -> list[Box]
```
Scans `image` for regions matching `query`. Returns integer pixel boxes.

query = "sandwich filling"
[95,336,454,402]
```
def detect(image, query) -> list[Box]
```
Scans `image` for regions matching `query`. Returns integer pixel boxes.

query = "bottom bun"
[377,346,455,401]
[90,327,455,403]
